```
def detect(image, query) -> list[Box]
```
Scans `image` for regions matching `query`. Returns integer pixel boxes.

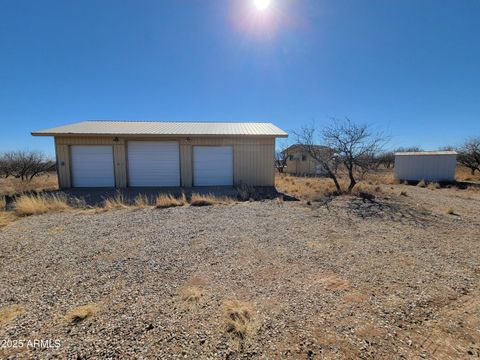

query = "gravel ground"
[0,185,479,359]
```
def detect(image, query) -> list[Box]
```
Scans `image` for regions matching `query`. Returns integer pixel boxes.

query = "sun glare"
[254,0,271,11]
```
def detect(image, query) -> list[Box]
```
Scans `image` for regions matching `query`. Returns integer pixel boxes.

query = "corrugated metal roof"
[32,121,288,137]
[395,151,457,156]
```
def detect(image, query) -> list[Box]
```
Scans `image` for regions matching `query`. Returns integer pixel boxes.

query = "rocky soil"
[0,185,479,359]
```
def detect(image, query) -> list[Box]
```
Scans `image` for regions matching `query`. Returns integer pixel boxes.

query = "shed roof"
[32,121,288,137]
[394,151,457,156]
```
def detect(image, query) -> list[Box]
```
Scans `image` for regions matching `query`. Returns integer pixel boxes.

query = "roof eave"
[32,132,288,138]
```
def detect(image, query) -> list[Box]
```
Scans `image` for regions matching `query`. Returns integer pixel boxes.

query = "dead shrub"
[64,303,100,324]
[223,300,255,341]
[14,193,70,216]
[0,305,24,324]
[155,193,187,209]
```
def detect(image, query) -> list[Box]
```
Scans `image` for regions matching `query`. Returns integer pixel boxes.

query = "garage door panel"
[193,146,233,186]
[128,141,180,187]
[71,146,115,187]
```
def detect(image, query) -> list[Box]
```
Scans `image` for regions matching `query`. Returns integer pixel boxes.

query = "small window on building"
[288,155,293,160]
[301,154,307,161]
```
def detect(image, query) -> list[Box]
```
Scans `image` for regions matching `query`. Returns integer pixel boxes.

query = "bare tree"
[457,138,480,175]
[294,126,342,193]
[394,146,423,153]
[376,151,395,169]
[295,118,386,193]
[274,141,290,173]
[0,151,56,180]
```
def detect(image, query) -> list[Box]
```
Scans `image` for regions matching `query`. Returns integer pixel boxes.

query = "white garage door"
[71,145,115,187]
[128,141,180,186]
[193,146,233,186]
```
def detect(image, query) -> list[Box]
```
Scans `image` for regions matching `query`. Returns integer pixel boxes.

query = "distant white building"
[394,151,457,182]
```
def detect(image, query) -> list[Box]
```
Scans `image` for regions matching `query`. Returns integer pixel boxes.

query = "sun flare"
[254,0,271,11]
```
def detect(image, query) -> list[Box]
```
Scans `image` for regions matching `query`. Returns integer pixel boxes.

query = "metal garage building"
[394,151,457,182]
[32,121,287,188]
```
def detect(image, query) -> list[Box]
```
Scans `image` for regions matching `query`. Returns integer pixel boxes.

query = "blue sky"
[1,0,479,156]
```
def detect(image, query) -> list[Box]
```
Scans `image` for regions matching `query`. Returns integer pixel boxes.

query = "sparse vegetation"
[294,118,387,193]
[134,194,151,208]
[457,137,480,175]
[0,172,58,196]
[190,193,235,206]
[64,304,101,324]
[0,150,55,181]
[155,193,187,208]
[427,182,441,190]
[103,192,130,210]
[0,305,24,325]
[0,210,17,228]
[445,208,458,216]
[179,286,204,303]
[417,180,427,188]
[223,300,255,342]
[14,193,70,216]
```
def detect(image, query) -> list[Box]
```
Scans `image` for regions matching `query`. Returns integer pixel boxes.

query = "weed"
[14,194,70,216]
[223,300,255,341]
[134,194,151,208]
[64,304,101,324]
[155,193,187,209]
[417,180,427,188]
[103,192,130,210]
[190,193,234,206]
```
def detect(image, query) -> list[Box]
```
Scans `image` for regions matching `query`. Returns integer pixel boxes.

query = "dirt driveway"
[0,185,479,359]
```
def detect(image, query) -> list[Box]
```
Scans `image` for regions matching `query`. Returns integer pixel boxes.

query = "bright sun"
[254,0,271,11]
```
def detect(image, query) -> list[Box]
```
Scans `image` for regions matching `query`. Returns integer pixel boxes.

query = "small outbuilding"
[32,121,287,188]
[282,144,328,176]
[394,151,457,182]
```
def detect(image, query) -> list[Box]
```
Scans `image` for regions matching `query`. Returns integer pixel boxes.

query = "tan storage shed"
[394,151,457,182]
[32,121,287,189]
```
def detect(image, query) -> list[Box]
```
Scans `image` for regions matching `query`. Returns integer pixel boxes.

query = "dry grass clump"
[0,305,24,324]
[427,182,441,190]
[190,193,235,206]
[179,286,204,303]
[223,300,255,341]
[134,194,151,208]
[276,174,338,199]
[417,180,427,188]
[0,210,17,228]
[14,193,70,216]
[445,208,458,216]
[352,183,383,195]
[103,192,130,210]
[64,303,101,324]
[318,274,350,291]
[155,193,187,209]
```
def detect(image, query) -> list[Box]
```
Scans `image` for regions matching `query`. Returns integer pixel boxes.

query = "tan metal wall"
[55,136,275,188]
[395,154,457,182]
